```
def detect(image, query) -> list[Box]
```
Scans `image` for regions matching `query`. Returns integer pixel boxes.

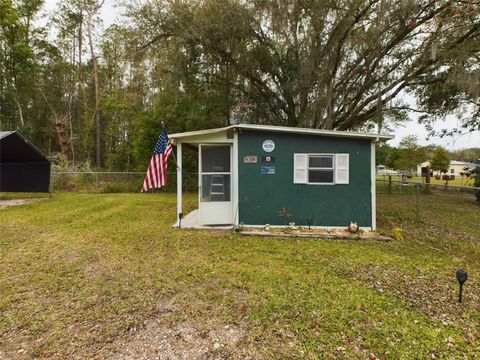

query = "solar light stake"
[306,218,313,230]
[456,269,468,303]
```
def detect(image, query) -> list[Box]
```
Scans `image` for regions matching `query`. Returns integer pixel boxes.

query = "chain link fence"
[376,177,479,222]
[51,172,479,195]
[51,172,199,193]
[376,178,478,196]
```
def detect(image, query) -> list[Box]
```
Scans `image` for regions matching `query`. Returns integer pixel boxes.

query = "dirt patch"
[0,198,46,209]
[97,302,251,360]
[103,321,247,360]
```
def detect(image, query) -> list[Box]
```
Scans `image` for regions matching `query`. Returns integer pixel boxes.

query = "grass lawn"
[1,192,479,358]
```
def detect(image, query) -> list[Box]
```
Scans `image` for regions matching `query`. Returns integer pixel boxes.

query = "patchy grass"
[0,192,479,358]
[0,192,50,200]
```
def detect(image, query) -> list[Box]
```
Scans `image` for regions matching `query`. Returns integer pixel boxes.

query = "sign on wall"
[262,140,275,153]
[262,156,275,163]
[243,155,257,163]
[261,166,276,175]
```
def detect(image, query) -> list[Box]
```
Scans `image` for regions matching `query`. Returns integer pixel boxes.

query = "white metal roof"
[0,131,15,139]
[169,124,394,141]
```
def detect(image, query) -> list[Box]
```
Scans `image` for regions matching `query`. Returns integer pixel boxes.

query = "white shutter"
[335,154,349,184]
[293,154,307,184]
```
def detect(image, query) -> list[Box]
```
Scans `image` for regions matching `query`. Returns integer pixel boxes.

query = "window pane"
[201,146,230,172]
[309,156,333,168]
[201,174,231,202]
[309,170,334,183]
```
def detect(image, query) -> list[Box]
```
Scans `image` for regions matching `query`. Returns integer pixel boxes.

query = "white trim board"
[170,124,394,142]
[232,131,239,226]
[371,141,376,231]
[176,142,183,225]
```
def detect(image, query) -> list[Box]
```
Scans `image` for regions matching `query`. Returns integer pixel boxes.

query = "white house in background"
[376,164,399,175]
[416,160,473,177]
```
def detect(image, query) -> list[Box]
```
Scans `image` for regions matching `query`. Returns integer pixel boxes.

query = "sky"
[42,0,480,150]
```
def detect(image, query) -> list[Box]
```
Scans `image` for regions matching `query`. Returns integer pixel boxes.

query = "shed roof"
[0,131,15,139]
[170,124,394,141]
[464,162,479,170]
[0,131,50,162]
[450,160,467,165]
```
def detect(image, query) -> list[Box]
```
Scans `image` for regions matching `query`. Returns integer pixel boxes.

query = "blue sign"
[261,166,276,175]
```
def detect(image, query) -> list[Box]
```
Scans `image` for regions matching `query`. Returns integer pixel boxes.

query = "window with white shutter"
[335,154,349,184]
[293,153,350,185]
[293,153,307,183]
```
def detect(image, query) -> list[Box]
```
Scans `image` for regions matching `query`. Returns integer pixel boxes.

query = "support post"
[425,166,431,194]
[371,141,376,230]
[415,183,420,221]
[95,172,99,193]
[176,142,183,227]
[388,175,392,194]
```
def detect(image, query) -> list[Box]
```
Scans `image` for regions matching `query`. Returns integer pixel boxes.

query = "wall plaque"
[261,166,276,175]
[243,155,257,163]
[262,140,275,153]
[262,156,275,163]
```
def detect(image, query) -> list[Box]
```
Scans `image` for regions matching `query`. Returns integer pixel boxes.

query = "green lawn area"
[1,192,479,358]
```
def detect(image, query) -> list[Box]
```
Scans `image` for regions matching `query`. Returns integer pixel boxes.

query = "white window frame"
[307,153,335,185]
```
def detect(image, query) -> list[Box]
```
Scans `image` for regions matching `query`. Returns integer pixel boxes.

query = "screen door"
[199,145,232,225]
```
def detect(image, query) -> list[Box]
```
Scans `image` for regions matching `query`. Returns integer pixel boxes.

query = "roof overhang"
[169,124,394,143]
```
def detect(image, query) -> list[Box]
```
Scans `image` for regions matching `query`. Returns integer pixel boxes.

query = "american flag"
[141,128,173,192]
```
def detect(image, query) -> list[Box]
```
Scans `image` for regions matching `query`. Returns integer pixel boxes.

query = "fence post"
[49,169,54,198]
[416,183,420,221]
[388,175,392,194]
[95,172,99,193]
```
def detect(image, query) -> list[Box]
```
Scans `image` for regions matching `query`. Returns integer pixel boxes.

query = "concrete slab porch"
[172,209,234,230]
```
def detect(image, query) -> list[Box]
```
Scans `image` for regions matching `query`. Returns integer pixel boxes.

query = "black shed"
[0,131,51,193]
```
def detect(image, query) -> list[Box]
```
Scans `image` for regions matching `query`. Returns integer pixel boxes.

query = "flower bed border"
[239,230,392,242]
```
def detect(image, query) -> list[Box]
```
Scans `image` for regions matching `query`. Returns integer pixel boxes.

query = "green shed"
[170,124,393,230]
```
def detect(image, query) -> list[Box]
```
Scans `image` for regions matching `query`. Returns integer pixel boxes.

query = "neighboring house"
[0,131,51,192]
[464,162,479,172]
[417,160,473,178]
[170,124,393,230]
[376,164,399,175]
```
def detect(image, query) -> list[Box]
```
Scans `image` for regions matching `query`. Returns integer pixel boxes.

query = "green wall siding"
[238,130,372,227]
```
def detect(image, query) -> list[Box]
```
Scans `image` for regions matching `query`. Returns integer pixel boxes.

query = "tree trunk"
[78,10,83,66]
[86,9,102,168]
[54,114,72,159]
[13,95,24,127]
